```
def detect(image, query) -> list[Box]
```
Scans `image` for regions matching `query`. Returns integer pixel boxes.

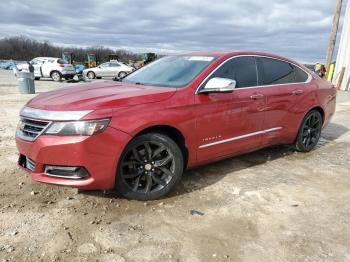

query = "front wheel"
[87,71,95,79]
[295,110,323,152]
[116,133,184,200]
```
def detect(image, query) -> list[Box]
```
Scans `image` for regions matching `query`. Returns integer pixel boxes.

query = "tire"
[50,71,62,82]
[87,71,95,79]
[295,110,323,152]
[116,133,184,200]
[96,76,102,79]
[34,77,40,80]
[118,71,127,78]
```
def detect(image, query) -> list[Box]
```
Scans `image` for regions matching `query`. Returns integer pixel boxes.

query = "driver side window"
[204,56,258,88]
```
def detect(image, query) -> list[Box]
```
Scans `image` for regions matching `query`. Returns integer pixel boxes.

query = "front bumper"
[16,127,131,190]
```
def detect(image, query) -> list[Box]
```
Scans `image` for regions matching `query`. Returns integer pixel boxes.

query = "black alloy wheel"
[116,133,183,200]
[295,110,323,152]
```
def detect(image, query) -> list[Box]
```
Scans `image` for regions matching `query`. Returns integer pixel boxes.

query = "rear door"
[256,57,311,146]
[195,56,266,162]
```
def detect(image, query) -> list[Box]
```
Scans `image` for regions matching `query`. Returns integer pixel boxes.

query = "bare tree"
[0,36,142,63]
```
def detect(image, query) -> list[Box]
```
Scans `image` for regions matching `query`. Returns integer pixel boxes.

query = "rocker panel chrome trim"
[199,127,282,148]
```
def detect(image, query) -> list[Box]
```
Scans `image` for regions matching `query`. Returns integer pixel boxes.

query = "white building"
[334,0,350,91]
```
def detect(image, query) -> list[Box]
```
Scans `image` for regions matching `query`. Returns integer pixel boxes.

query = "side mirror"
[199,77,236,94]
[98,66,101,68]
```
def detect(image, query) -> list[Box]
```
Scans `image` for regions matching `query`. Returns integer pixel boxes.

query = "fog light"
[44,165,89,179]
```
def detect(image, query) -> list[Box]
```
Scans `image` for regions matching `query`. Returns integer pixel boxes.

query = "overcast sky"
[0,0,348,63]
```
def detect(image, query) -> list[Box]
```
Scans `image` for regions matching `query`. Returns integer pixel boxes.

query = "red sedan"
[16,51,336,200]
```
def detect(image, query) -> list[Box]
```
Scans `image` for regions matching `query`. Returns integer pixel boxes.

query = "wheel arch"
[50,69,61,76]
[308,106,325,124]
[118,71,127,77]
[134,125,188,169]
[293,105,325,144]
[87,70,96,75]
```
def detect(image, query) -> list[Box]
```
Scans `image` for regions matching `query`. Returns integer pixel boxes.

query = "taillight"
[59,64,64,67]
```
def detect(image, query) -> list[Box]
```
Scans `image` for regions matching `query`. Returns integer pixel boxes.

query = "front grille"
[16,117,51,141]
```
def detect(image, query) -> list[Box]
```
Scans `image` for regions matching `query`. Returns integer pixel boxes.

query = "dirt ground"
[0,69,349,262]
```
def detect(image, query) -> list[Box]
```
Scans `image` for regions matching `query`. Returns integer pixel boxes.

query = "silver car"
[83,62,134,79]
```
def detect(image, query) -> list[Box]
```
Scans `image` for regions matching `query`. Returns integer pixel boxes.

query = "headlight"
[45,119,110,136]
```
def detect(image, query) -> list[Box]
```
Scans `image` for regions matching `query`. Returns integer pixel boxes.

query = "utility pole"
[325,0,343,79]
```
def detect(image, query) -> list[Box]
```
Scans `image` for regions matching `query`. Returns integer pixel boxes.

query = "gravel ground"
[0,69,349,262]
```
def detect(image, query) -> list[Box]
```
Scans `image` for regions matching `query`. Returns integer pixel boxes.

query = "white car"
[18,57,76,81]
[83,61,134,79]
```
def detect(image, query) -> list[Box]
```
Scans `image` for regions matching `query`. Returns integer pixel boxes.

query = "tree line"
[0,36,143,63]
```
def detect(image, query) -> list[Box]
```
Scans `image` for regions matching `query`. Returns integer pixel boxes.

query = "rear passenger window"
[258,57,295,85]
[206,56,257,88]
[293,65,309,82]
[57,59,68,64]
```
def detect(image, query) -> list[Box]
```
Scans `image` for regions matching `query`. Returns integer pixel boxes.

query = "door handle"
[250,94,264,100]
[292,89,304,95]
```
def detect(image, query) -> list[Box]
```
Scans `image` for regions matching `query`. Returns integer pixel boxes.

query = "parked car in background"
[15,51,336,200]
[83,61,134,79]
[17,57,76,81]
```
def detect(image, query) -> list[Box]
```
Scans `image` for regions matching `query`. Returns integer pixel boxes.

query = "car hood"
[27,81,176,111]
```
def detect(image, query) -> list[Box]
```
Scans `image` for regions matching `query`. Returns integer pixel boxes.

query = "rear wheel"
[34,77,40,80]
[118,71,127,78]
[50,71,62,82]
[116,133,183,200]
[295,110,322,152]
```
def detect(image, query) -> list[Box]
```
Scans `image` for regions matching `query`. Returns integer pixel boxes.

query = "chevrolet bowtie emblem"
[17,120,25,131]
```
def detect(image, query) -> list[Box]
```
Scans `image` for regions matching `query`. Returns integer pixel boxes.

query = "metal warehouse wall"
[334,0,350,91]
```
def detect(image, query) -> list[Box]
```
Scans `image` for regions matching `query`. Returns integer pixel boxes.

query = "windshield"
[122,55,216,87]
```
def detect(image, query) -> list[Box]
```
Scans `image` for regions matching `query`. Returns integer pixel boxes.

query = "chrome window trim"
[20,107,93,121]
[195,55,312,94]
[199,127,282,149]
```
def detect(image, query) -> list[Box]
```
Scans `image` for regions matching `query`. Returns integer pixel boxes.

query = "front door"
[97,63,110,77]
[195,56,266,162]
